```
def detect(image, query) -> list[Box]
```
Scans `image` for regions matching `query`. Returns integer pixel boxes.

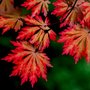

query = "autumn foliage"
[0,0,90,87]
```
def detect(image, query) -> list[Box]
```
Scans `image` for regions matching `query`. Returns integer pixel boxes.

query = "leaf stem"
[50,0,78,26]
[61,0,78,23]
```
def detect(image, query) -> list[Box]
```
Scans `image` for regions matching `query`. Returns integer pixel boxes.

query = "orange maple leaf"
[0,0,15,15]
[0,0,25,33]
[0,15,23,34]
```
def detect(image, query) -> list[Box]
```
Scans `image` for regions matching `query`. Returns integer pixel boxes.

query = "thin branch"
[61,0,78,23]
[50,0,78,26]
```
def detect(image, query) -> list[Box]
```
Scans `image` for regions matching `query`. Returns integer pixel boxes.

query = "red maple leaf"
[52,0,68,16]
[80,2,90,28]
[2,41,52,87]
[52,0,84,27]
[17,15,56,51]
[58,24,90,63]
[22,0,50,17]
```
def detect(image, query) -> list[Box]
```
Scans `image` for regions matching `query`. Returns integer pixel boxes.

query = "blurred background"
[0,0,90,90]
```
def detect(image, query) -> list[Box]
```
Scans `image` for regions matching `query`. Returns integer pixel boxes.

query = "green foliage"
[0,36,13,48]
[38,41,90,90]
[49,0,56,11]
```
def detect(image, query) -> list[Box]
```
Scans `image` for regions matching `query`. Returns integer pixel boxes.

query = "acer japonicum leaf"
[0,0,25,34]
[58,24,90,63]
[52,0,84,27]
[22,0,50,17]
[0,15,24,34]
[80,2,90,28]
[52,0,68,16]
[0,0,15,15]
[2,41,52,87]
[17,15,56,51]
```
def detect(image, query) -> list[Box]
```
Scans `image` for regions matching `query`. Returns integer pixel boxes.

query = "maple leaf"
[58,24,90,63]
[0,0,15,15]
[80,2,90,28]
[0,15,23,34]
[22,0,50,17]
[0,0,25,34]
[17,16,56,51]
[2,41,52,87]
[52,0,84,27]
[52,0,68,16]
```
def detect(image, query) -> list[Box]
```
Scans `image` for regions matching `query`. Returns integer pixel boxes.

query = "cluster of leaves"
[0,0,90,87]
